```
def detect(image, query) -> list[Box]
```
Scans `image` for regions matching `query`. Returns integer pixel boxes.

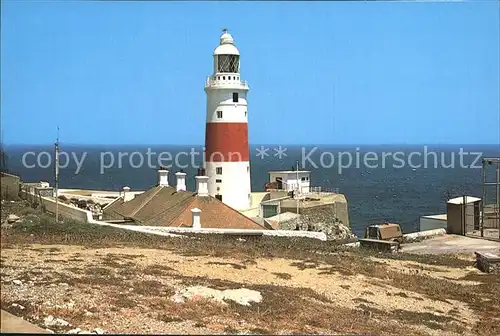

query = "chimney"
[191,208,201,229]
[158,168,169,187]
[122,186,133,202]
[195,176,209,197]
[175,171,187,192]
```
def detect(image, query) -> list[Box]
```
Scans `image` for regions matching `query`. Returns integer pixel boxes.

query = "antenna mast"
[55,126,60,222]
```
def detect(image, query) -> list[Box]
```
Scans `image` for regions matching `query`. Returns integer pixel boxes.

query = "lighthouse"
[204,30,251,210]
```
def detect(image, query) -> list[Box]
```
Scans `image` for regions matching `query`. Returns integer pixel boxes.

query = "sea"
[2,144,499,237]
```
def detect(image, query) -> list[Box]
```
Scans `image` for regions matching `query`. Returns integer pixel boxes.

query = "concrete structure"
[21,181,54,198]
[204,30,251,211]
[0,172,20,200]
[446,196,481,235]
[158,169,169,187]
[31,193,93,223]
[268,170,311,194]
[401,234,500,255]
[122,186,134,202]
[280,193,350,226]
[195,175,209,197]
[1,310,50,334]
[191,208,201,229]
[175,171,187,192]
[419,213,447,232]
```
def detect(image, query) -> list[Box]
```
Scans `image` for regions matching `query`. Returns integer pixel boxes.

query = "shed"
[446,196,481,235]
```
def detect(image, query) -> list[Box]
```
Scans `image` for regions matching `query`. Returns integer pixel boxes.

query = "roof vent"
[123,186,133,202]
[175,171,187,192]
[195,176,209,197]
[158,168,169,187]
[191,208,201,229]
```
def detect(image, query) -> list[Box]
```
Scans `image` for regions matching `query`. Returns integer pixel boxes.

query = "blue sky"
[1,1,499,145]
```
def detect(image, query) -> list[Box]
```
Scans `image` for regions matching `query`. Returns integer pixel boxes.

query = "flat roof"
[447,196,481,205]
[269,170,311,174]
[421,214,447,221]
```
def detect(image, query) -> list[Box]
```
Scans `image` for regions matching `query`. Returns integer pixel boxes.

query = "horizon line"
[2,143,499,147]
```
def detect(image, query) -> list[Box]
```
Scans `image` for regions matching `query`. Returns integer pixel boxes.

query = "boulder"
[279,212,357,241]
[44,315,70,327]
[7,214,20,223]
[171,286,262,306]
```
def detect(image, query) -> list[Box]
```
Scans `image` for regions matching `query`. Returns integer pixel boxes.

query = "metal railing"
[307,186,340,195]
[205,77,248,88]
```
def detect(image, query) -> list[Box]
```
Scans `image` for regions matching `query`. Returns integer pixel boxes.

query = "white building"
[204,30,252,210]
[419,214,447,232]
[268,170,311,195]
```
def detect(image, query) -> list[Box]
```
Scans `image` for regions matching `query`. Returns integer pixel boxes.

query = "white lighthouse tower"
[204,29,251,210]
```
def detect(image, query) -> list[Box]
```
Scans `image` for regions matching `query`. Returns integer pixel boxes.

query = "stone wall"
[1,173,21,201]
[476,252,500,275]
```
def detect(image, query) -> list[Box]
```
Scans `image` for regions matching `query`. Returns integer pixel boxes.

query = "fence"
[307,186,340,195]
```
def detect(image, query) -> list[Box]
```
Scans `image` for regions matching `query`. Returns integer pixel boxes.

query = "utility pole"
[296,160,300,215]
[496,162,500,234]
[55,127,60,223]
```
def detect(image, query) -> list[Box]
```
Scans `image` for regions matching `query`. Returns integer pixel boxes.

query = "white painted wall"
[269,172,311,193]
[175,172,187,192]
[206,161,251,210]
[419,216,447,232]
[205,88,248,123]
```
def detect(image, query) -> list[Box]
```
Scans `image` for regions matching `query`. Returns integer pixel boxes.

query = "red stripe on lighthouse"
[205,123,249,162]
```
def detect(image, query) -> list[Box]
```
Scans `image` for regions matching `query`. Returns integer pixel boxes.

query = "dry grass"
[2,201,500,335]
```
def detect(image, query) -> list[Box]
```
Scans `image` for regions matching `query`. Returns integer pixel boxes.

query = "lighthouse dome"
[214,30,240,56]
[220,31,233,44]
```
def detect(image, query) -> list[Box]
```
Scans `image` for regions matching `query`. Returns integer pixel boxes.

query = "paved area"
[401,234,500,255]
[0,309,50,333]
[466,229,499,240]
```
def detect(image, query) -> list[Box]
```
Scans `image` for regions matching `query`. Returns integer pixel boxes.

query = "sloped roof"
[102,185,264,230]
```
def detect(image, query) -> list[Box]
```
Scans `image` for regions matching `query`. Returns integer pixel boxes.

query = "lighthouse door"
[215,194,222,202]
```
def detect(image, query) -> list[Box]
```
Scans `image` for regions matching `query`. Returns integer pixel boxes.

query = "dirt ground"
[1,202,499,335]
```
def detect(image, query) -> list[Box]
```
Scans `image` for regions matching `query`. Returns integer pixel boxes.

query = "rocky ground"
[1,201,499,335]
[279,206,357,241]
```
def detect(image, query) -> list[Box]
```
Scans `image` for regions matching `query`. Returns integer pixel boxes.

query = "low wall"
[126,226,328,241]
[419,216,447,232]
[41,196,93,223]
[403,228,447,243]
[26,191,93,223]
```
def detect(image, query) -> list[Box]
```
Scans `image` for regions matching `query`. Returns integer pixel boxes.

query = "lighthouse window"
[216,179,222,183]
[217,55,240,73]
[216,167,222,174]
[245,111,247,117]
[217,111,223,118]
[232,92,239,102]
[223,76,226,80]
